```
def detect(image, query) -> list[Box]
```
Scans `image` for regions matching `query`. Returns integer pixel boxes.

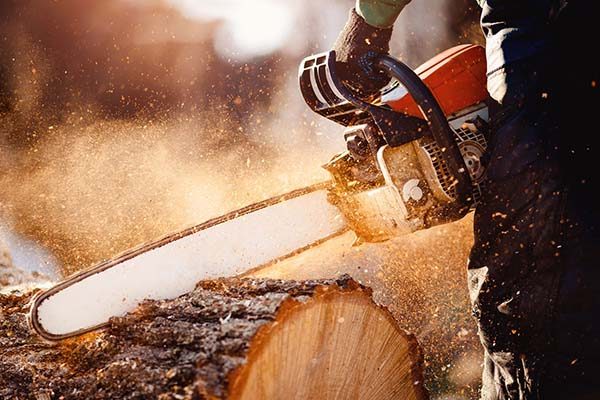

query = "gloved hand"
[333,1,411,98]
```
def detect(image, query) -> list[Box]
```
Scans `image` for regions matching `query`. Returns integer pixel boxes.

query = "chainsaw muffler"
[299,45,489,242]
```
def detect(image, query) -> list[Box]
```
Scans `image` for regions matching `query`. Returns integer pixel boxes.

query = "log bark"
[0,275,427,400]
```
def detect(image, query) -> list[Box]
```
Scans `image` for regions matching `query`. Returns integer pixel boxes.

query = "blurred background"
[0,0,483,398]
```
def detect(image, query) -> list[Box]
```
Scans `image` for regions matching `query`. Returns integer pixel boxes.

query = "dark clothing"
[469,1,600,398]
[479,0,562,93]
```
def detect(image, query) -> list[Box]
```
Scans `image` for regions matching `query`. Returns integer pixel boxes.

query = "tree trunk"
[0,275,427,400]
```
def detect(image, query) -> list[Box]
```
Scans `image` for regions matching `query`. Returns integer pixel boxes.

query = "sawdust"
[0,110,337,275]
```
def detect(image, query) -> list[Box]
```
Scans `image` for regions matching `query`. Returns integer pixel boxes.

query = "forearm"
[356,0,412,28]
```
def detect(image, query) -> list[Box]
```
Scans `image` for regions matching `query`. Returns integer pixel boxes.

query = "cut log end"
[228,282,427,400]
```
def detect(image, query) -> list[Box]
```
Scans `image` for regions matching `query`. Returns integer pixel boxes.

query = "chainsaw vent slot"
[420,124,487,206]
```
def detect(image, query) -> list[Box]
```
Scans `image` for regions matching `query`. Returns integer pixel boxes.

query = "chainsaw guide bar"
[30,181,348,341]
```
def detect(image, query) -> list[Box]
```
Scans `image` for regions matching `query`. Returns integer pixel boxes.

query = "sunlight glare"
[167,0,295,60]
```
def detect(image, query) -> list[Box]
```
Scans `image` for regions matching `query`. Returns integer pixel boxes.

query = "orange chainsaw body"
[386,44,487,117]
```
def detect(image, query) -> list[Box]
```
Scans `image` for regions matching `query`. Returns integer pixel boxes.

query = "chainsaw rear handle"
[326,52,472,210]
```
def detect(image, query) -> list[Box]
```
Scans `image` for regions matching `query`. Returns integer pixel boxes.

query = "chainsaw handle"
[374,55,472,209]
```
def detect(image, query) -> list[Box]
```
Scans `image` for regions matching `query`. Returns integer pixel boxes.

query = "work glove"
[333,1,412,98]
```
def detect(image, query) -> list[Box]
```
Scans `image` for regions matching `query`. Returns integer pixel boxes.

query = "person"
[332,0,600,399]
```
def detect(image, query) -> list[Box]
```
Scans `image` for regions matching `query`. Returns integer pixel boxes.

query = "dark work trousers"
[468,2,600,399]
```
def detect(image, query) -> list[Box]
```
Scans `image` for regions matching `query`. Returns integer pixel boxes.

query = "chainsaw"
[29,44,488,341]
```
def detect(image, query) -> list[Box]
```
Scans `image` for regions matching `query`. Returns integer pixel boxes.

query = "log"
[0,275,427,400]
